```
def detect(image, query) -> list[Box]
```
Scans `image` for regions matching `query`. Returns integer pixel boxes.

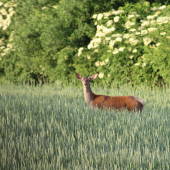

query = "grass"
[0,82,170,169]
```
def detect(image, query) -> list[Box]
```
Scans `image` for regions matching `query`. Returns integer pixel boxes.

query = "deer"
[75,73,145,112]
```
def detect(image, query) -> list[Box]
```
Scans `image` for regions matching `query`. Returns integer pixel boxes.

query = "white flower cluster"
[78,47,84,56]
[98,72,104,79]
[125,20,136,29]
[92,10,124,20]
[0,2,16,31]
[0,31,14,56]
[0,3,17,57]
[87,38,101,49]
[143,37,152,46]
[42,5,57,10]
[96,25,115,38]
[151,5,166,11]
[95,59,109,67]
[129,38,138,46]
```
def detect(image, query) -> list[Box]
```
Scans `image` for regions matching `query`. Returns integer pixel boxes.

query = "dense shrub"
[0,0,96,83]
[0,0,170,86]
[76,2,170,86]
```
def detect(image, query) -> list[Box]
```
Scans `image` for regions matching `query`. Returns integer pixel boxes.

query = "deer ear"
[90,73,98,80]
[75,73,82,80]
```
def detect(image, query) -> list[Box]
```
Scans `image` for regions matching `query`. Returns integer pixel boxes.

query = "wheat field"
[0,83,170,169]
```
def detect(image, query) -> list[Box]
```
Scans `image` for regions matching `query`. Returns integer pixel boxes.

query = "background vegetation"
[0,0,170,86]
[1,83,170,169]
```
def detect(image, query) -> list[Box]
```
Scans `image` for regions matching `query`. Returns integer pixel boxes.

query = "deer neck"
[83,84,94,108]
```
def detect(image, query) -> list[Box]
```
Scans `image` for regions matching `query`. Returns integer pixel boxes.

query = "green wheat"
[0,83,170,169]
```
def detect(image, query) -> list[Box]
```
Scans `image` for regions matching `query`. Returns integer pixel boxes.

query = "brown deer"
[75,73,145,112]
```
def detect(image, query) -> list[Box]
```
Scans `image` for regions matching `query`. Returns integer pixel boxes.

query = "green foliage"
[0,83,170,169]
[141,27,170,85]
[131,5,170,86]
[76,2,170,86]
[0,0,96,83]
[0,0,170,86]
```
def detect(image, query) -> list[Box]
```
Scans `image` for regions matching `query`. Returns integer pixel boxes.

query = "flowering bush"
[0,0,170,86]
[76,2,170,86]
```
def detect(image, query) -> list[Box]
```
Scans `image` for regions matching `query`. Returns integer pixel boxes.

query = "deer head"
[75,73,98,87]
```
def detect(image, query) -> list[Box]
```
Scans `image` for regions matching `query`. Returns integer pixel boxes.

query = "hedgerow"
[0,1,170,86]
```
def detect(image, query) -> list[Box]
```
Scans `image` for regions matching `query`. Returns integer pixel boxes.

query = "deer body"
[76,73,145,112]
